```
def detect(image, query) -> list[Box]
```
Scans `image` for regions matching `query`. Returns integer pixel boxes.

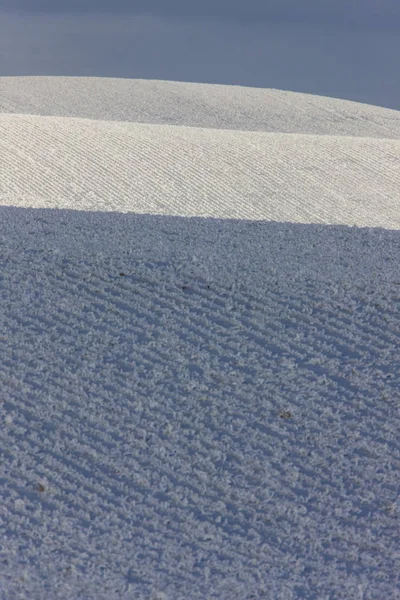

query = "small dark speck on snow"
[280,410,293,419]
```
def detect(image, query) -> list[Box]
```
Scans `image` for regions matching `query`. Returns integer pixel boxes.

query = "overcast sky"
[2,0,399,21]
[1,1,399,110]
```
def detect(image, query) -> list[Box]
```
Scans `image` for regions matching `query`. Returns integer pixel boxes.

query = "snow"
[0,76,399,600]
[1,8,400,112]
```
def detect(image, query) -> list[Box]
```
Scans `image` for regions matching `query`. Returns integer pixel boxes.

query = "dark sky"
[2,0,399,25]
[1,1,399,110]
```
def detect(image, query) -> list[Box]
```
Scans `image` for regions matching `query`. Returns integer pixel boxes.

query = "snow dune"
[0,77,399,600]
[1,113,400,228]
[2,76,400,136]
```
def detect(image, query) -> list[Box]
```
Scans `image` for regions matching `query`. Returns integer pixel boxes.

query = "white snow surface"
[0,76,399,600]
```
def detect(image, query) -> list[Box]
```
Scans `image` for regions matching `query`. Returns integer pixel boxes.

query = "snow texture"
[0,77,399,600]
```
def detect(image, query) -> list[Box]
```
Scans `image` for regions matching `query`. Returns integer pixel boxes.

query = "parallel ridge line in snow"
[1,251,399,598]
[9,254,399,388]
[0,117,147,208]
[0,115,241,216]
[1,113,399,227]
[2,77,400,139]
[1,77,400,599]
[2,252,398,416]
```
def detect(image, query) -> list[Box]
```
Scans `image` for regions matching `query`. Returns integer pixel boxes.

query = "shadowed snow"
[0,77,399,600]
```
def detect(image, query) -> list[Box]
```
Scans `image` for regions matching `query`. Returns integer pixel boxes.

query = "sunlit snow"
[0,76,399,600]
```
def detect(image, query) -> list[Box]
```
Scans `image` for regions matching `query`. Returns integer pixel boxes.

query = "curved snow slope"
[1,78,400,600]
[2,76,400,136]
[1,77,400,228]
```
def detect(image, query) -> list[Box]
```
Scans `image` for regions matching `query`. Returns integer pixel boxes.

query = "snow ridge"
[0,77,399,600]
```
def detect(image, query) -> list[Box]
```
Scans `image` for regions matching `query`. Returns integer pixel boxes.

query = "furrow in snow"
[1,114,400,228]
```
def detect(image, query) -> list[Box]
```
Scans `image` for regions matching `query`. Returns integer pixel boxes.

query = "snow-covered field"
[0,76,399,599]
